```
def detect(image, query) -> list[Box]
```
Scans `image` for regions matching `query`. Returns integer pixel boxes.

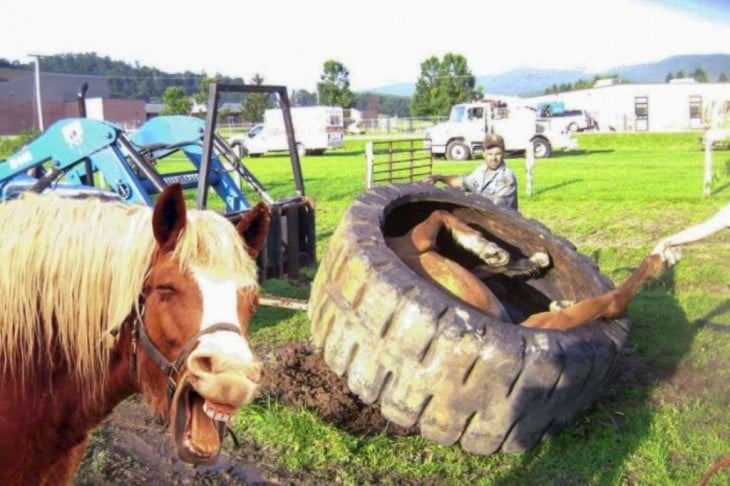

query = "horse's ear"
[236,201,271,258]
[153,183,187,251]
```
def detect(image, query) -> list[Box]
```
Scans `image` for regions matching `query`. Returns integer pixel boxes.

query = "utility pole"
[28,53,44,131]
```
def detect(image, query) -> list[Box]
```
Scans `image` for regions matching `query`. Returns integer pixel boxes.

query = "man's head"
[483,133,505,170]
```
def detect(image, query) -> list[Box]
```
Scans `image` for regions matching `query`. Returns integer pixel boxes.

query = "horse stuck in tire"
[385,208,673,330]
[0,183,270,484]
[309,183,679,456]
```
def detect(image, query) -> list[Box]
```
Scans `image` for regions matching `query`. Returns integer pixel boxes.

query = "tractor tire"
[446,141,471,161]
[308,183,630,455]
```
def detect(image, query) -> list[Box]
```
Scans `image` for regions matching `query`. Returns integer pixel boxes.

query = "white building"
[527,78,730,132]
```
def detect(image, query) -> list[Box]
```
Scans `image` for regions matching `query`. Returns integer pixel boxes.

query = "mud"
[75,341,416,485]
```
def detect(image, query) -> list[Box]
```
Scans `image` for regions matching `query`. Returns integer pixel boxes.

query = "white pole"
[703,132,713,197]
[525,138,535,196]
[29,54,44,131]
[365,141,374,189]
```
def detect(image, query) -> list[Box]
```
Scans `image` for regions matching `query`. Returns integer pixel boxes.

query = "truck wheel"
[308,183,628,455]
[532,137,552,158]
[446,141,471,161]
[567,122,579,133]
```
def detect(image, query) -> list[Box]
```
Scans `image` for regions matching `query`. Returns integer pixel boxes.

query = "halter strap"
[130,301,242,404]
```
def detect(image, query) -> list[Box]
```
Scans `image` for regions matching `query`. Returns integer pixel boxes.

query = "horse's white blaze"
[191,269,256,363]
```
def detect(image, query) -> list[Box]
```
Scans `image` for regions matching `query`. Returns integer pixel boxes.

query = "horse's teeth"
[203,402,232,423]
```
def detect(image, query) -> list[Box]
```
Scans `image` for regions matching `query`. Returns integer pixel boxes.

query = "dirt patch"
[258,341,416,436]
[76,341,416,484]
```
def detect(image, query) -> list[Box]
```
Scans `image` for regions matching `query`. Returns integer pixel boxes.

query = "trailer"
[230,105,344,157]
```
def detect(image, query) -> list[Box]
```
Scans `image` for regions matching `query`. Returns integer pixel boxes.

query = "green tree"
[160,86,192,115]
[195,76,215,107]
[291,89,318,107]
[240,74,271,123]
[676,70,686,79]
[692,67,708,82]
[411,56,440,116]
[351,92,410,117]
[317,60,353,107]
[410,53,481,117]
[719,73,728,82]
[666,72,674,82]
[218,105,233,123]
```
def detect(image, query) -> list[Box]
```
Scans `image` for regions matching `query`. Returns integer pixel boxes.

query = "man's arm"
[425,174,464,188]
[652,203,730,263]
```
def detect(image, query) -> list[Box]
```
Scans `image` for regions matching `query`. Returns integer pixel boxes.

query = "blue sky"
[2,0,729,91]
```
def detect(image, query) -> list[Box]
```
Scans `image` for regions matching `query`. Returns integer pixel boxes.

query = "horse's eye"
[156,284,177,299]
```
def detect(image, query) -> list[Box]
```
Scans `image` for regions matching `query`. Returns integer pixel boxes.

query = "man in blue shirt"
[426,134,518,210]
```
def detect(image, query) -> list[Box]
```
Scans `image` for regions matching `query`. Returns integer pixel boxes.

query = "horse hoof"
[481,250,509,267]
[530,251,550,268]
[549,300,575,312]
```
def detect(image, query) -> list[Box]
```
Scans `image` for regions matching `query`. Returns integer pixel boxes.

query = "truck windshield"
[449,106,467,122]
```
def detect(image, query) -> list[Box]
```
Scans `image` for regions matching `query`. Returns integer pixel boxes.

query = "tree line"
[0,54,410,121]
[4,53,725,122]
[0,52,479,121]
[544,68,728,95]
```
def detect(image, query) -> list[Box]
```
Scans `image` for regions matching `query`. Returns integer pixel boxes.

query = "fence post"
[703,133,713,197]
[525,140,535,197]
[365,141,374,189]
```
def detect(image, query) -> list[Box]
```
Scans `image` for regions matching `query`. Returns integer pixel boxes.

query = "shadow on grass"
[322,149,366,157]
[694,299,730,332]
[530,178,583,196]
[552,148,616,158]
[491,258,696,484]
[501,148,614,161]
[711,180,730,196]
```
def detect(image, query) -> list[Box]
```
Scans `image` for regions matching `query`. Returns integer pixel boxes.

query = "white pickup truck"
[424,101,577,161]
[537,108,596,133]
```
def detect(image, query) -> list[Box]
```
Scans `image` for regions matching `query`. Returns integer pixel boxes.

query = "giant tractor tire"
[308,183,631,455]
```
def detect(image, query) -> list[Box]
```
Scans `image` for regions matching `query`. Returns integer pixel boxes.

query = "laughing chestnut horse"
[0,183,270,484]
[386,209,675,330]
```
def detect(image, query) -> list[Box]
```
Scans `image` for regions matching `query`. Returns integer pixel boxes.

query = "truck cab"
[424,100,577,161]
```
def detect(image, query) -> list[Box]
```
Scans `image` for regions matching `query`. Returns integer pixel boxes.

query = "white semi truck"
[232,105,345,157]
[424,100,578,161]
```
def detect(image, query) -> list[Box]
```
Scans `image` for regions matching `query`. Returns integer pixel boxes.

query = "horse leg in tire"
[521,253,669,330]
[386,210,517,321]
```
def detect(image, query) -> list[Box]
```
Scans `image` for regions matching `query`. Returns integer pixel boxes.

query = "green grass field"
[2,130,728,483]
[233,132,730,484]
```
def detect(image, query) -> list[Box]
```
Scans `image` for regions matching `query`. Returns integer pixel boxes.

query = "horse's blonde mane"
[0,192,258,398]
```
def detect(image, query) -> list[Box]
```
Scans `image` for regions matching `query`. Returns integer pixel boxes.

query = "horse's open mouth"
[172,380,233,465]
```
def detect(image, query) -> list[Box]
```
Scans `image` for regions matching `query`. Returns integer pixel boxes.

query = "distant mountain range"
[368,54,730,97]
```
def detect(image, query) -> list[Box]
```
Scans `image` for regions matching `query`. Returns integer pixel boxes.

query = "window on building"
[688,95,703,129]
[689,95,702,119]
[634,96,648,131]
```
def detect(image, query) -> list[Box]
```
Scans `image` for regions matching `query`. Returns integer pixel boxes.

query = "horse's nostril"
[192,356,214,374]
